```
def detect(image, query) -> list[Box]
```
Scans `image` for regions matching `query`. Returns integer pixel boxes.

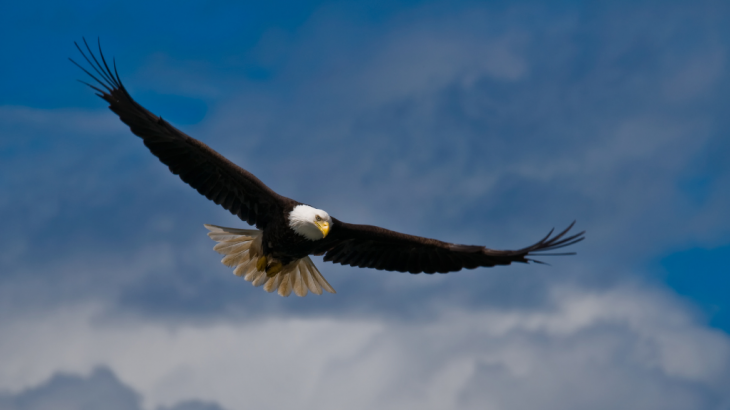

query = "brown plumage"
[71,39,584,296]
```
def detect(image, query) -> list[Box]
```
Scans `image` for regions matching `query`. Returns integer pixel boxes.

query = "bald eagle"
[71,39,584,297]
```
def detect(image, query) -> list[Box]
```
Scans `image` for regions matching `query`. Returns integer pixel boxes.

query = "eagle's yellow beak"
[315,221,330,238]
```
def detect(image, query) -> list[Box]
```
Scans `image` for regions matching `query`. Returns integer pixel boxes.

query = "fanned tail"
[204,224,335,297]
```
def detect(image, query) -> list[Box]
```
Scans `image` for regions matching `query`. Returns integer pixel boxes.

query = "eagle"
[71,39,584,297]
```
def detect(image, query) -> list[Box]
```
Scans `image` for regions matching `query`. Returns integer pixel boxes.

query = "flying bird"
[71,39,584,297]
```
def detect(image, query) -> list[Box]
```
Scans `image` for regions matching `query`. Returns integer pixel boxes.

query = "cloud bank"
[1,285,728,410]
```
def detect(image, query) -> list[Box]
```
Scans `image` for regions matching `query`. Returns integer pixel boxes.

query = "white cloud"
[1,284,727,410]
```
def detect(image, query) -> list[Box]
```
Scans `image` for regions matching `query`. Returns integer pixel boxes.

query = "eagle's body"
[262,205,318,264]
[72,39,584,297]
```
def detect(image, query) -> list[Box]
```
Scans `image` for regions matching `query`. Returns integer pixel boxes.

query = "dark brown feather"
[316,219,585,274]
[71,39,294,229]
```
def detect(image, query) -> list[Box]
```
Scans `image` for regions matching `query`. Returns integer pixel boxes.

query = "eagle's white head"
[288,204,332,240]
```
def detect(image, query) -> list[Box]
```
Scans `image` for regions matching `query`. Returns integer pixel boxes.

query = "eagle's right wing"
[71,39,294,229]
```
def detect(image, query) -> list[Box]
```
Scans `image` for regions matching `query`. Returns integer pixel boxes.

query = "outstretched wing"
[312,220,584,273]
[71,39,294,229]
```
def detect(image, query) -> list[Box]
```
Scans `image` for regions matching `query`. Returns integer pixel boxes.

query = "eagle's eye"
[316,215,322,221]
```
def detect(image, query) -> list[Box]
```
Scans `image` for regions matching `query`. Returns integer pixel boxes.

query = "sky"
[1,0,730,409]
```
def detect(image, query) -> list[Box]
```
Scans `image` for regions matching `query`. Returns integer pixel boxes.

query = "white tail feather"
[251,270,269,287]
[305,257,336,294]
[278,271,293,297]
[300,262,322,295]
[263,272,281,293]
[292,267,307,297]
[204,224,335,296]
[214,241,251,254]
[234,258,257,278]
[221,249,251,267]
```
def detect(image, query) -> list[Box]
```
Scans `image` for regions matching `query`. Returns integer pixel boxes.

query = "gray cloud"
[0,368,140,410]
[0,285,727,410]
[0,368,226,410]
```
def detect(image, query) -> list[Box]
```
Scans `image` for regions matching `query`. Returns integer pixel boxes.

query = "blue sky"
[1,1,730,409]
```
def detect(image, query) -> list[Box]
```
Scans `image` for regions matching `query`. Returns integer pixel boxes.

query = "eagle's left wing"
[311,219,584,274]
